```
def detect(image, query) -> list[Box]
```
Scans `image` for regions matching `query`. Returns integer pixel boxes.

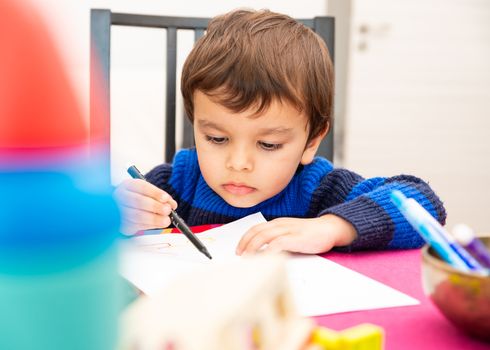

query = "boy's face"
[193,91,323,208]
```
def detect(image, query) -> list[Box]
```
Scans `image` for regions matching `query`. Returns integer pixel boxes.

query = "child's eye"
[205,135,228,145]
[258,141,282,151]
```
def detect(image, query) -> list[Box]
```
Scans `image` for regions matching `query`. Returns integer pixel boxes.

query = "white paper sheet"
[120,212,419,317]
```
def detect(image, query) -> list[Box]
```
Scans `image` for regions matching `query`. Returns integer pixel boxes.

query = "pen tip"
[204,250,212,260]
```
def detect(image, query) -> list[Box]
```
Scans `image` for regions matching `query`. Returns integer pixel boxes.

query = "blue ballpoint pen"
[407,200,485,272]
[390,190,485,273]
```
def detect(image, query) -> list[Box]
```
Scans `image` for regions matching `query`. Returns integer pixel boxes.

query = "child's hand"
[235,214,357,255]
[113,179,178,235]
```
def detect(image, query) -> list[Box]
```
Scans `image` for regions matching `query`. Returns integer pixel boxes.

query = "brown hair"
[181,9,334,142]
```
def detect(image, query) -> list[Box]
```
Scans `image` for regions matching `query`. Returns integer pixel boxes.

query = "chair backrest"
[90,9,335,165]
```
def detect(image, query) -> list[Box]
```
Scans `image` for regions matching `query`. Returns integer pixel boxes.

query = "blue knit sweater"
[146,149,446,251]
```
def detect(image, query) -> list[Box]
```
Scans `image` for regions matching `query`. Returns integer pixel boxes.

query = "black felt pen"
[127,164,212,260]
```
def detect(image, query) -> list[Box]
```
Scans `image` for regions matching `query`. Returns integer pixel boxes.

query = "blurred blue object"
[0,169,120,273]
[0,167,122,350]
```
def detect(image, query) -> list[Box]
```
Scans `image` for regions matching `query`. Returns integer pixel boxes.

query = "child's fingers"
[120,221,157,236]
[167,196,178,210]
[120,220,169,236]
[115,179,178,211]
[236,218,296,252]
[120,179,177,207]
[243,228,287,255]
[236,222,267,254]
[120,207,172,234]
[123,207,172,228]
[158,191,178,209]
[236,222,271,254]
[265,232,336,255]
[264,235,300,254]
[118,190,173,216]
[236,223,285,255]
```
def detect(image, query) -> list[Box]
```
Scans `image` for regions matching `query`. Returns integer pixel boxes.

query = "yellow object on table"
[309,323,384,350]
[310,327,342,349]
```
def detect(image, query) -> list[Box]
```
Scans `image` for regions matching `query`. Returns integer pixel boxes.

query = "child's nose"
[225,146,254,171]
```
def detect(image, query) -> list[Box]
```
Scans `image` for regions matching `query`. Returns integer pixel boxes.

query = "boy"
[114,9,446,255]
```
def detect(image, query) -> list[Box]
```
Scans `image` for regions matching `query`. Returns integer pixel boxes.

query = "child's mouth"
[222,183,256,195]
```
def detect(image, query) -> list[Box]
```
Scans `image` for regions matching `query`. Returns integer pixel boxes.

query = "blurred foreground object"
[422,237,490,342]
[0,1,121,349]
[309,324,384,350]
[119,254,314,350]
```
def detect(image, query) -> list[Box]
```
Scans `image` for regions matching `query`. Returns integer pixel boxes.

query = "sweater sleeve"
[144,163,175,197]
[314,170,446,251]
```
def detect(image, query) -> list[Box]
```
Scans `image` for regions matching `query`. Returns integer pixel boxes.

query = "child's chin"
[222,195,260,209]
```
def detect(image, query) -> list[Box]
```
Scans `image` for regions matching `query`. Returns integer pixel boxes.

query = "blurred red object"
[0,0,86,150]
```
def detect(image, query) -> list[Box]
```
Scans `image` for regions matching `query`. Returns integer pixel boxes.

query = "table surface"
[317,249,490,350]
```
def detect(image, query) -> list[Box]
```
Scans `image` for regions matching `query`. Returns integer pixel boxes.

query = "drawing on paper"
[137,237,216,254]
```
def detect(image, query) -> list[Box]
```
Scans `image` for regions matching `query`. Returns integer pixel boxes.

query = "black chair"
[90,9,334,166]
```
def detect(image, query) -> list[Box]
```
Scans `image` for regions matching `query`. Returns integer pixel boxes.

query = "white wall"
[341,0,490,234]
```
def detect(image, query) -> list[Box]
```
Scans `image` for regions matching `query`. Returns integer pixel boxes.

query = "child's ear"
[300,125,329,165]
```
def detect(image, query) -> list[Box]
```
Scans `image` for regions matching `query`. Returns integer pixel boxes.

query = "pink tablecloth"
[316,249,489,349]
